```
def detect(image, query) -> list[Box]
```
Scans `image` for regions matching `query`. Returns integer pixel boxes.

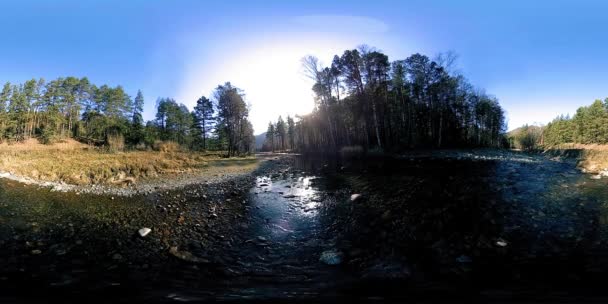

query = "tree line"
[264,115,296,152]
[263,46,506,152]
[0,78,254,155]
[511,98,608,149]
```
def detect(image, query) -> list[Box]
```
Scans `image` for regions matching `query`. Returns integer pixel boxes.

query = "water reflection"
[250,173,321,242]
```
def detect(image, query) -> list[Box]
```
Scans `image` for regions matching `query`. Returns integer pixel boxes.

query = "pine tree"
[266,122,275,152]
[130,90,145,145]
[287,115,295,150]
[276,116,286,151]
[193,95,215,150]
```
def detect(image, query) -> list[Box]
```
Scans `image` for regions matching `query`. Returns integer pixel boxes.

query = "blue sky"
[1,0,608,133]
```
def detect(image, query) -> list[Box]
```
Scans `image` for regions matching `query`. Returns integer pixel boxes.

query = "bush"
[152,140,180,153]
[508,124,543,150]
[106,133,125,152]
[39,126,56,144]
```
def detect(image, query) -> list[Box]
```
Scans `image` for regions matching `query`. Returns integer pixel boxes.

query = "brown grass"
[0,139,258,186]
[545,143,608,173]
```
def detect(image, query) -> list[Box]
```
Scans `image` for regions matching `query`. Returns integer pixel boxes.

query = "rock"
[319,250,343,265]
[283,194,297,198]
[456,255,472,263]
[362,261,411,280]
[350,194,362,202]
[138,227,152,237]
[495,239,508,247]
[169,247,209,264]
[31,249,42,255]
[257,236,267,242]
[381,210,391,220]
[112,253,122,260]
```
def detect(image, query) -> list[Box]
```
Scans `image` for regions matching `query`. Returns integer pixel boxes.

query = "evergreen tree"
[276,116,286,150]
[129,90,145,145]
[287,115,295,150]
[193,95,215,150]
[266,122,275,152]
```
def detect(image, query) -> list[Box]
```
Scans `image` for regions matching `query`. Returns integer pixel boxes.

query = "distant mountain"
[507,125,543,138]
[255,132,266,150]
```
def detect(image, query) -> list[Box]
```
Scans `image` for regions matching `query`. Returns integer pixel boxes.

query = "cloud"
[293,15,389,34]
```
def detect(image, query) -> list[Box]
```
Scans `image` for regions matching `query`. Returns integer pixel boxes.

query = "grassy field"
[0,139,258,186]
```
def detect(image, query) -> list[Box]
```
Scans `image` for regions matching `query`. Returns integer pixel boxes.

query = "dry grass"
[545,143,608,172]
[0,138,88,151]
[0,139,258,186]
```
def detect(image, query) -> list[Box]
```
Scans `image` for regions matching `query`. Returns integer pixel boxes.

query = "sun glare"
[176,36,360,133]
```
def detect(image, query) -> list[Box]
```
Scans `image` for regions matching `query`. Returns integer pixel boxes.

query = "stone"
[350,194,362,202]
[495,239,508,247]
[319,250,342,265]
[456,255,472,263]
[138,227,152,237]
[31,249,42,255]
[169,247,209,264]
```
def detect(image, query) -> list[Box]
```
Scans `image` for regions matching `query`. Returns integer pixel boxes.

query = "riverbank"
[0,139,259,196]
[0,154,290,302]
[541,144,608,178]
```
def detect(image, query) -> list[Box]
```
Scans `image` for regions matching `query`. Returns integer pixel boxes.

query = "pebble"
[496,239,508,247]
[350,194,362,202]
[138,227,152,237]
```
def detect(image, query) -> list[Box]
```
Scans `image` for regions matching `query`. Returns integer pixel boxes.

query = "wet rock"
[456,255,472,263]
[31,249,42,255]
[381,210,391,220]
[138,227,152,237]
[495,239,508,247]
[362,260,411,280]
[320,250,343,265]
[350,194,362,202]
[169,247,209,264]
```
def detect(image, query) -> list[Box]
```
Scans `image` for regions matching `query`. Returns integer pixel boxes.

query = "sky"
[1,0,608,133]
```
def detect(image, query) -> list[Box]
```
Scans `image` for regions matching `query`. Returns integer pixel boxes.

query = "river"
[2,151,608,302]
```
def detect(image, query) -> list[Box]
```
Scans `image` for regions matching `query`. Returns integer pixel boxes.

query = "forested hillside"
[508,98,608,149]
[263,46,506,152]
[0,78,254,155]
[543,98,608,146]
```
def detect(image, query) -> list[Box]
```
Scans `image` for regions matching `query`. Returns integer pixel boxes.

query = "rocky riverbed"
[3,150,608,302]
